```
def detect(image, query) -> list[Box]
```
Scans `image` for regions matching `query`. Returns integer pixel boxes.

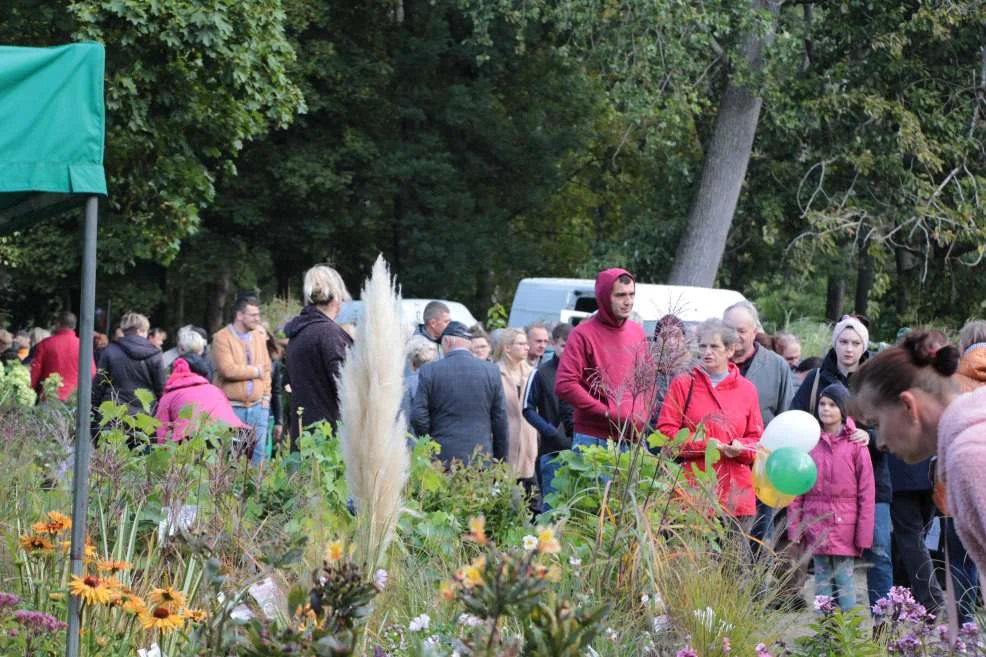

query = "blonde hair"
[303,264,351,306]
[119,312,150,334]
[493,328,532,380]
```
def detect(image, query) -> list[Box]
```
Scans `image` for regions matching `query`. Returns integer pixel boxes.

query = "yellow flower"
[533,563,562,583]
[457,555,485,589]
[181,608,208,623]
[148,586,187,611]
[96,559,132,574]
[537,528,560,554]
[123,595,147,616]
[467,515,487,545]
[140,606,185,633]
[440,581,457,601]
[69,575,113,606]
[59,538,97,561]
[325,540,344,563]
[36,511,72,535]
[20,534,54,554]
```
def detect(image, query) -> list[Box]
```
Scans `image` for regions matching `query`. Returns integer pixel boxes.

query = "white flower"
[569,556,582,567]
[641,593,650,605]
[373,569,388,591]
[491,485,501,496]
[652,615,672,634]
[605,627,618,641]
[458,613,484,627]
[408,613,431,632]
[522,535,538,551]
[137,644,162,657]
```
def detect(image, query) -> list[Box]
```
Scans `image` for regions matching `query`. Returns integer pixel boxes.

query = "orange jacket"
[210,326,271,405]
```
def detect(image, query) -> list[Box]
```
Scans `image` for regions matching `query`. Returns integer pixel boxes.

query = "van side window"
[573,297,598,313]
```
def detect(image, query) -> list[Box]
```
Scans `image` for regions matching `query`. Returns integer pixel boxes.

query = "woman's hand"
[720,440,743,459]
[850,429,870,446]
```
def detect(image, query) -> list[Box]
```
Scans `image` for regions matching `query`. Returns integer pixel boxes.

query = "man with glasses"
[212,295,272,464]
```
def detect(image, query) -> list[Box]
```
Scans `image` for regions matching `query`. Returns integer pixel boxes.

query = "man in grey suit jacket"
[411,321,508,466]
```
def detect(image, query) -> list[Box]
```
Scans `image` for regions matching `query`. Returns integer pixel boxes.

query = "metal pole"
[66,196,98,657]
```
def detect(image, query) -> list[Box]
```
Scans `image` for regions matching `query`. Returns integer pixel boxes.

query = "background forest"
[3,0,986,339]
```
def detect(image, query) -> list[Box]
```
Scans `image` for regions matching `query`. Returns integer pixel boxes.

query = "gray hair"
[723,300,762,331]
[525,321,549,337]
[959,320,986,352]
[303,264,351,306]
[423,301,450,323]
[697,318,739,349]
[177,324,206,355]
[406,334,439,369]
[119,312,150,334]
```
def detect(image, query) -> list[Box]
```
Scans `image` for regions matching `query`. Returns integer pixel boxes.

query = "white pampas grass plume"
[336,254,410,569]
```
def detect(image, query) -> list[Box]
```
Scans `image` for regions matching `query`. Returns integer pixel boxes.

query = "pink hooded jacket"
[155,358,246,443]
[938,386,986,576]
[788,417,875,557]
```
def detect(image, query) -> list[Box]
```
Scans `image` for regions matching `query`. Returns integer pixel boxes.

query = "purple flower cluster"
[13,610,67,633]
[0,591,20,610]
[813,595,835,614]
[755,643,774,657]
[721,636,731,654]
[872,586,931,624]
[675,648,698,657]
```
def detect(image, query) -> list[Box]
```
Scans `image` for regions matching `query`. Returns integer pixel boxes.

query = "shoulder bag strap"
[809,370,821,416]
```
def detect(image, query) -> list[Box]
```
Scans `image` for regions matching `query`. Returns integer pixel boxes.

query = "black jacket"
[522,354,574,455]
[93,334,166,414]
[284,305,353,437]
[791,348,892,503]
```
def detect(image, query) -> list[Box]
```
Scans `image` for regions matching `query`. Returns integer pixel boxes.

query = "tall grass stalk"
[337,255,410,571]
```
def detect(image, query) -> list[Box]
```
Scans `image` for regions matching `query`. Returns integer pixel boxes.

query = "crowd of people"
[6,263,986,621]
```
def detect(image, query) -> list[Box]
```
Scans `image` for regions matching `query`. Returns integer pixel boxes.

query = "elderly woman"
[494,328,539,488]
[155,327,245,443]
[284,264,353,439]
[402,335,439,420]
[657,318,763,522]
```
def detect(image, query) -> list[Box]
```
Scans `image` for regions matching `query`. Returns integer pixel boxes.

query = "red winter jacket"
[787,417,875,557]
[554,268,653,441]
[657,364,764,517]
[29,329,95,401]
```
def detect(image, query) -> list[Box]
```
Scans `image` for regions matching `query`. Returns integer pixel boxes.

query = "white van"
[507,277,746,335]
[337,298,478,333]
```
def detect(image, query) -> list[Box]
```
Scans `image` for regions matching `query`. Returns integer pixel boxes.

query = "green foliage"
[790,607,881,657]
[0,361,36,406]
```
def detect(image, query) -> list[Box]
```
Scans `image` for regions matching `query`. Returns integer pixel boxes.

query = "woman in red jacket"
[657,318,764,522]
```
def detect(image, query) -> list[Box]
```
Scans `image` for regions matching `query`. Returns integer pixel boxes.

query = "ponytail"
[852,330,959,403]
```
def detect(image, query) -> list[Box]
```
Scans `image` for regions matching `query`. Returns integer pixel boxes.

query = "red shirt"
[30,329,95,401]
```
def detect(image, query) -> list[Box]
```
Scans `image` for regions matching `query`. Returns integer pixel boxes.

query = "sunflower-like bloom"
[148,586,186,611]
[31,511,72,535]
[181,608,208,623]
[123,595,147,616]
[20,534,54,554]
[325,540,344,563]
[140,606,185,632]
[96,560,132,574]
[69,575,113,606]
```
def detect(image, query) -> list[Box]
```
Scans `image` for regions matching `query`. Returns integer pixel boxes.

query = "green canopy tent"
[0,42,106,657]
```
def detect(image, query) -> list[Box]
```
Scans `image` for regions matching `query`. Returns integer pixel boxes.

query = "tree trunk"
[206,268,232,335]
[825,274,845,323]
[855,242,875,316]
[895,246,908,324]
[668,0,779,287]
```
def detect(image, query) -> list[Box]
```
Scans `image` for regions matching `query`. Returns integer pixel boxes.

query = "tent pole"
[66,196,98,657]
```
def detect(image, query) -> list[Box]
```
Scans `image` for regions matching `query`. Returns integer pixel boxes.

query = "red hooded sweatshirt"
[554,268,653,440]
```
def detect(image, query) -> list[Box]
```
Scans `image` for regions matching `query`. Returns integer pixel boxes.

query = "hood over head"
[284,304,333,339]
[164,357,210,391]
[594,268,635,328]
[116,334,160,361]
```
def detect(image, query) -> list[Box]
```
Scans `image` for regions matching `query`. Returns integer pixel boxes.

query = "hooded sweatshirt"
[937,386,986,577]
[554,268,653,440]
[155,358,245,442]
[284,305,353,437]
[93,334,166,414]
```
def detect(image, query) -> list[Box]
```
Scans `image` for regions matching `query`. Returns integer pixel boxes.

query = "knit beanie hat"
[832,315,870,350]
[817,383,849,422]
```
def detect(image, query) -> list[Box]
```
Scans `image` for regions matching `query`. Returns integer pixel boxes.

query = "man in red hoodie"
[30,312,95,401]
[554,268,653,447]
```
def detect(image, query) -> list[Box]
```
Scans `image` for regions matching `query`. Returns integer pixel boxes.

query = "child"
[788,383,875,612]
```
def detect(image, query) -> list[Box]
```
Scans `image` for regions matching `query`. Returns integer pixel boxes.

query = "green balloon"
[765,447,818,496]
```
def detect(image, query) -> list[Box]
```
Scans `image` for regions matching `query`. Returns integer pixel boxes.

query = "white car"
[337,298,478,334]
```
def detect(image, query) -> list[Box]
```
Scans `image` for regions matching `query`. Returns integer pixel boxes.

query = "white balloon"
[760,410,820,453]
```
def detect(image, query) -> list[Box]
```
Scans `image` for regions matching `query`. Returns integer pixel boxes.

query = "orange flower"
[537,528,560,555]
[140,606,184,632]
[123,595,147,616]
[96,560,132,574]
[181,608,208,623]
[20,534,54,554]
[325,540,344,563]
[440,581,457,601]
[31,511,72,535]
[148,586,186,611]
[467,515,488,545]
[69,575,113,606]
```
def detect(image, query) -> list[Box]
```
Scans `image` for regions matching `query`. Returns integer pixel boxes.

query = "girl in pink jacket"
[789,383,875,612]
